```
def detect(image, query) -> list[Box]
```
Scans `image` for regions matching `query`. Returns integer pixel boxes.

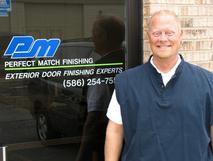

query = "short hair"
[147,10,181,31]
[92,15,125,46]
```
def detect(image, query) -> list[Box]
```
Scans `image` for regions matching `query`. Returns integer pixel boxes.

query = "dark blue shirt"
[115,58,213,161]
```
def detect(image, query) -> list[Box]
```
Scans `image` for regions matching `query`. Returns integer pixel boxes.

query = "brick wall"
[143,0,213,71]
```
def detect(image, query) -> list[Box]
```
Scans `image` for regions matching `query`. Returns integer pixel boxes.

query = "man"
[76,15,125,161]
[105,10,213,161]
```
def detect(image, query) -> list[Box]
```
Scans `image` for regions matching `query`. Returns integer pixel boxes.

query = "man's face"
[147,14,183,60]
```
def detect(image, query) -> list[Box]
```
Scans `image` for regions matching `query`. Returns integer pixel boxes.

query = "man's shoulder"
[184,61,213,77]
[183,61,213,84]
[95,49,124,63]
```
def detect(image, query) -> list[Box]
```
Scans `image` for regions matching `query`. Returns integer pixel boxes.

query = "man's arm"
[105,120,124,161]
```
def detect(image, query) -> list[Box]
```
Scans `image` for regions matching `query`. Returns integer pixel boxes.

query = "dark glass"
[0,0,125,161]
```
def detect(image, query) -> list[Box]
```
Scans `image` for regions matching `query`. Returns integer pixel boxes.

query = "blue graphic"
[4,36,61,59]
[0,0,11,11]
[0,0,11,17]
[0,10,7,16]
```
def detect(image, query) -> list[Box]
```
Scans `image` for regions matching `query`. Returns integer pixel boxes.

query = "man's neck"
[152,55,179,73]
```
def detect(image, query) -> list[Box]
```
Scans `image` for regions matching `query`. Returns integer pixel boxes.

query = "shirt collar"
[150,55,181,75]
[150,55,182,86]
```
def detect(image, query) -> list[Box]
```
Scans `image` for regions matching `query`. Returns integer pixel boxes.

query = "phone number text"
[63,77,114,88]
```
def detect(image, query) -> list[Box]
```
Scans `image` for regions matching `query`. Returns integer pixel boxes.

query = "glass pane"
[0,0,125,161]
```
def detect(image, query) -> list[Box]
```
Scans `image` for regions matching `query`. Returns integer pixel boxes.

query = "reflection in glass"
[0,1,124,161]
[76,15,125,161]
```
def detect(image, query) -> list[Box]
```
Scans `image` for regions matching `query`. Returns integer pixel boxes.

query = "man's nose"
[159,33,168,41]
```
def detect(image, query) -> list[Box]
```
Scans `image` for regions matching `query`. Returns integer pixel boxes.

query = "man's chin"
[154,52,170,58]
[153,53,179,61]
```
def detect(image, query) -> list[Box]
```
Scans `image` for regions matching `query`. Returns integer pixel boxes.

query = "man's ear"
[146,30,151,41]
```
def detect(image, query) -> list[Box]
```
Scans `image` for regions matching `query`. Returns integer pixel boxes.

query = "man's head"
[92,15,125,55]
[147,10,183,61]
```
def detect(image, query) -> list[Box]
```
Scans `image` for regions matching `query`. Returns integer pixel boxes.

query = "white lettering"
[63,69,95,76]
[96,67,123,74]
[38,59,60,66]
[5,72,40,80]
[5,60,36,68]
[41,71,61,78]
[62,58,93,65]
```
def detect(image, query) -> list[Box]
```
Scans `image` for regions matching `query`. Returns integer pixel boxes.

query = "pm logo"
[4,36,61,59]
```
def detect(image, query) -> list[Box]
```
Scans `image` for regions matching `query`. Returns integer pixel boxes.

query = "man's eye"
[166,32,175,36]
[152,32,161,37]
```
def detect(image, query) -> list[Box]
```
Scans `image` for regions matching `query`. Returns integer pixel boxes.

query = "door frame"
[125,0,143,68]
